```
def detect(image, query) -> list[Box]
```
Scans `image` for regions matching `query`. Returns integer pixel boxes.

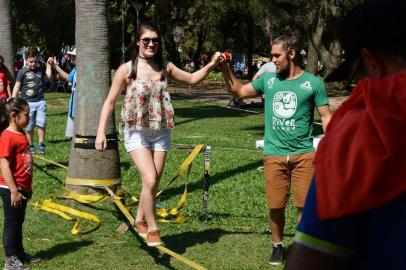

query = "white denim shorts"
[124,128,171,152]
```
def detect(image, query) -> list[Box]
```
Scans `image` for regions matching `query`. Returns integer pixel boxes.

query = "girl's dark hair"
[127,21,164,80]
[0,98,29,134]
[0,54,4,63]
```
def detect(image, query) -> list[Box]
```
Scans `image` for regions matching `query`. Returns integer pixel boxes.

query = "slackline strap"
[32,144,206,233]
[74,134,119,150]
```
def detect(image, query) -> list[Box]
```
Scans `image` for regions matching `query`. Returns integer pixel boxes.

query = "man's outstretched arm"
[219,59,258,99]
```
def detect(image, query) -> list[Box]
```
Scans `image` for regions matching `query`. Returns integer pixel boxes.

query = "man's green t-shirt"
[251,71,329,156]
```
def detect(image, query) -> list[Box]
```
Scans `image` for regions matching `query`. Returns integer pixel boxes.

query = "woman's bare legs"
[129,148,167,231]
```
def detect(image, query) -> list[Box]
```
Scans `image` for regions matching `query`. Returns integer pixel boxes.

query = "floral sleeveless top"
[119,62,175,134]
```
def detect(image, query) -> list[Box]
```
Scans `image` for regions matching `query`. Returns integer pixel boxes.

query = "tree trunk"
[192,30,207,70]
[264,12,272,48]
[320,39,342,77]
[0,0,14,79]
[66,0,121,194]
[306,36,319,74]
[305,3,324,74]
[246,15,254,78]
[306,0,345,76]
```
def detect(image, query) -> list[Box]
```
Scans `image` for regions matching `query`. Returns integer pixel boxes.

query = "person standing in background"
[0,55,12,100]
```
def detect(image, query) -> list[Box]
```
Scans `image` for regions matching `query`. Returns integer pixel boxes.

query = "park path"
[168,80,349,111]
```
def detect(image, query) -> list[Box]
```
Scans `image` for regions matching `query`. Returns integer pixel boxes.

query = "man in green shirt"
[219,35,332,265]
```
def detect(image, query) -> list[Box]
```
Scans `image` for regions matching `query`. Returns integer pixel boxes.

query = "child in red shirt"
[0,98,41,270]
[0,55,12,99]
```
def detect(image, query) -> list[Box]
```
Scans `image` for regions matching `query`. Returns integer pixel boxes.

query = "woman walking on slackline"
[96,21,221,246]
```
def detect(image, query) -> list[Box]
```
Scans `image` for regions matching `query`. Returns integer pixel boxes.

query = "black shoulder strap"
[74,134,119,150]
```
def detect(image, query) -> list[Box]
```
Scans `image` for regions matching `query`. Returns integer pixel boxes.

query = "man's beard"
[277,64,290,78]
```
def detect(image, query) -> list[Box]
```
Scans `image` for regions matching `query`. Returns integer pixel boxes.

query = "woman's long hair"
[127,21,164,80]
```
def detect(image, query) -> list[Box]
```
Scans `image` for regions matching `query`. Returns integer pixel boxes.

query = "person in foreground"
[285,0,406,269]
[219,35,331,265]
[95,21,221,247]
[0,98,41,270]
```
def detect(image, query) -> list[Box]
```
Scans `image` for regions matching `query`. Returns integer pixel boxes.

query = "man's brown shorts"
[263,151,315,209]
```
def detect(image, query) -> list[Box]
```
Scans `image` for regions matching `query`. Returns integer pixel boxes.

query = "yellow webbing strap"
[61,188,110,204]
[32,144,204,230]
[156,144,204,197]
[105,187,207,270]
[154,144,204,223]
[32,154,68,169]
[65,177,120,187]
[32,198,101,235]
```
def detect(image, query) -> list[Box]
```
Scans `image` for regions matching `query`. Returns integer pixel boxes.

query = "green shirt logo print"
[273,91,297,118]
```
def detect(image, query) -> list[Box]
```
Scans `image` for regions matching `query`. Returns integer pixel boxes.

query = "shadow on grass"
[120,161,134,171]
[154,229,251,269]
[158,159,263,200]
[33,163,64,184]
[47,138,71,144]
[35,240,93,260]
[123,227,250,269]
[48,111,69,117]
[241,124,264,132]
[34,161,68,173]
[174,105,256,127]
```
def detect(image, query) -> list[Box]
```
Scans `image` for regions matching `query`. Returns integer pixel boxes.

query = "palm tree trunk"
[0,0,15,78]
[66,0,121,194]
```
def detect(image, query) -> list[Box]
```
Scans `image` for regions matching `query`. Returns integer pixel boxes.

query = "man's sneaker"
[4,255,30,270]
[268,244,286,266]
[29,145,35,154]
[134,221,148,238]
[146,230,162,247]
[37,143,45,155]
[18,253,42,264]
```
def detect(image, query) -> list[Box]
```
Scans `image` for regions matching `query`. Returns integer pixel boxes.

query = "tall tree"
[11,0,75,55]
[66,0,121,194]
[0,0,14,76]
[303,0,362,75]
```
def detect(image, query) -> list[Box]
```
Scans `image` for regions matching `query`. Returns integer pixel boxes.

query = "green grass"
[0,92,314,269]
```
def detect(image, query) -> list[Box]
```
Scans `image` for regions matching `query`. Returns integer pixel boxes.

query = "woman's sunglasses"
[141,38,159,46]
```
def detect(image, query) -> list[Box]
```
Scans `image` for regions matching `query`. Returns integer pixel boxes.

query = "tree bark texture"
[0,0,15,78]
[67,0,121,193]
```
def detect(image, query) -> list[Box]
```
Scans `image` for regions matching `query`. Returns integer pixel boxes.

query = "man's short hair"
[272,35,302,65]
[25,48,38,59]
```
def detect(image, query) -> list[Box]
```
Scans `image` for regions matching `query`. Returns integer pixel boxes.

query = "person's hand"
[95,133,107,151]
[210,52,222,67]
[47,57,54,65]
[218,53,229,71]
[53,57,60,67]
[10,190,26,208]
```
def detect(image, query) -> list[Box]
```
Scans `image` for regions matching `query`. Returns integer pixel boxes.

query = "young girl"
[95,21,221,246]
[0,98,40,270]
